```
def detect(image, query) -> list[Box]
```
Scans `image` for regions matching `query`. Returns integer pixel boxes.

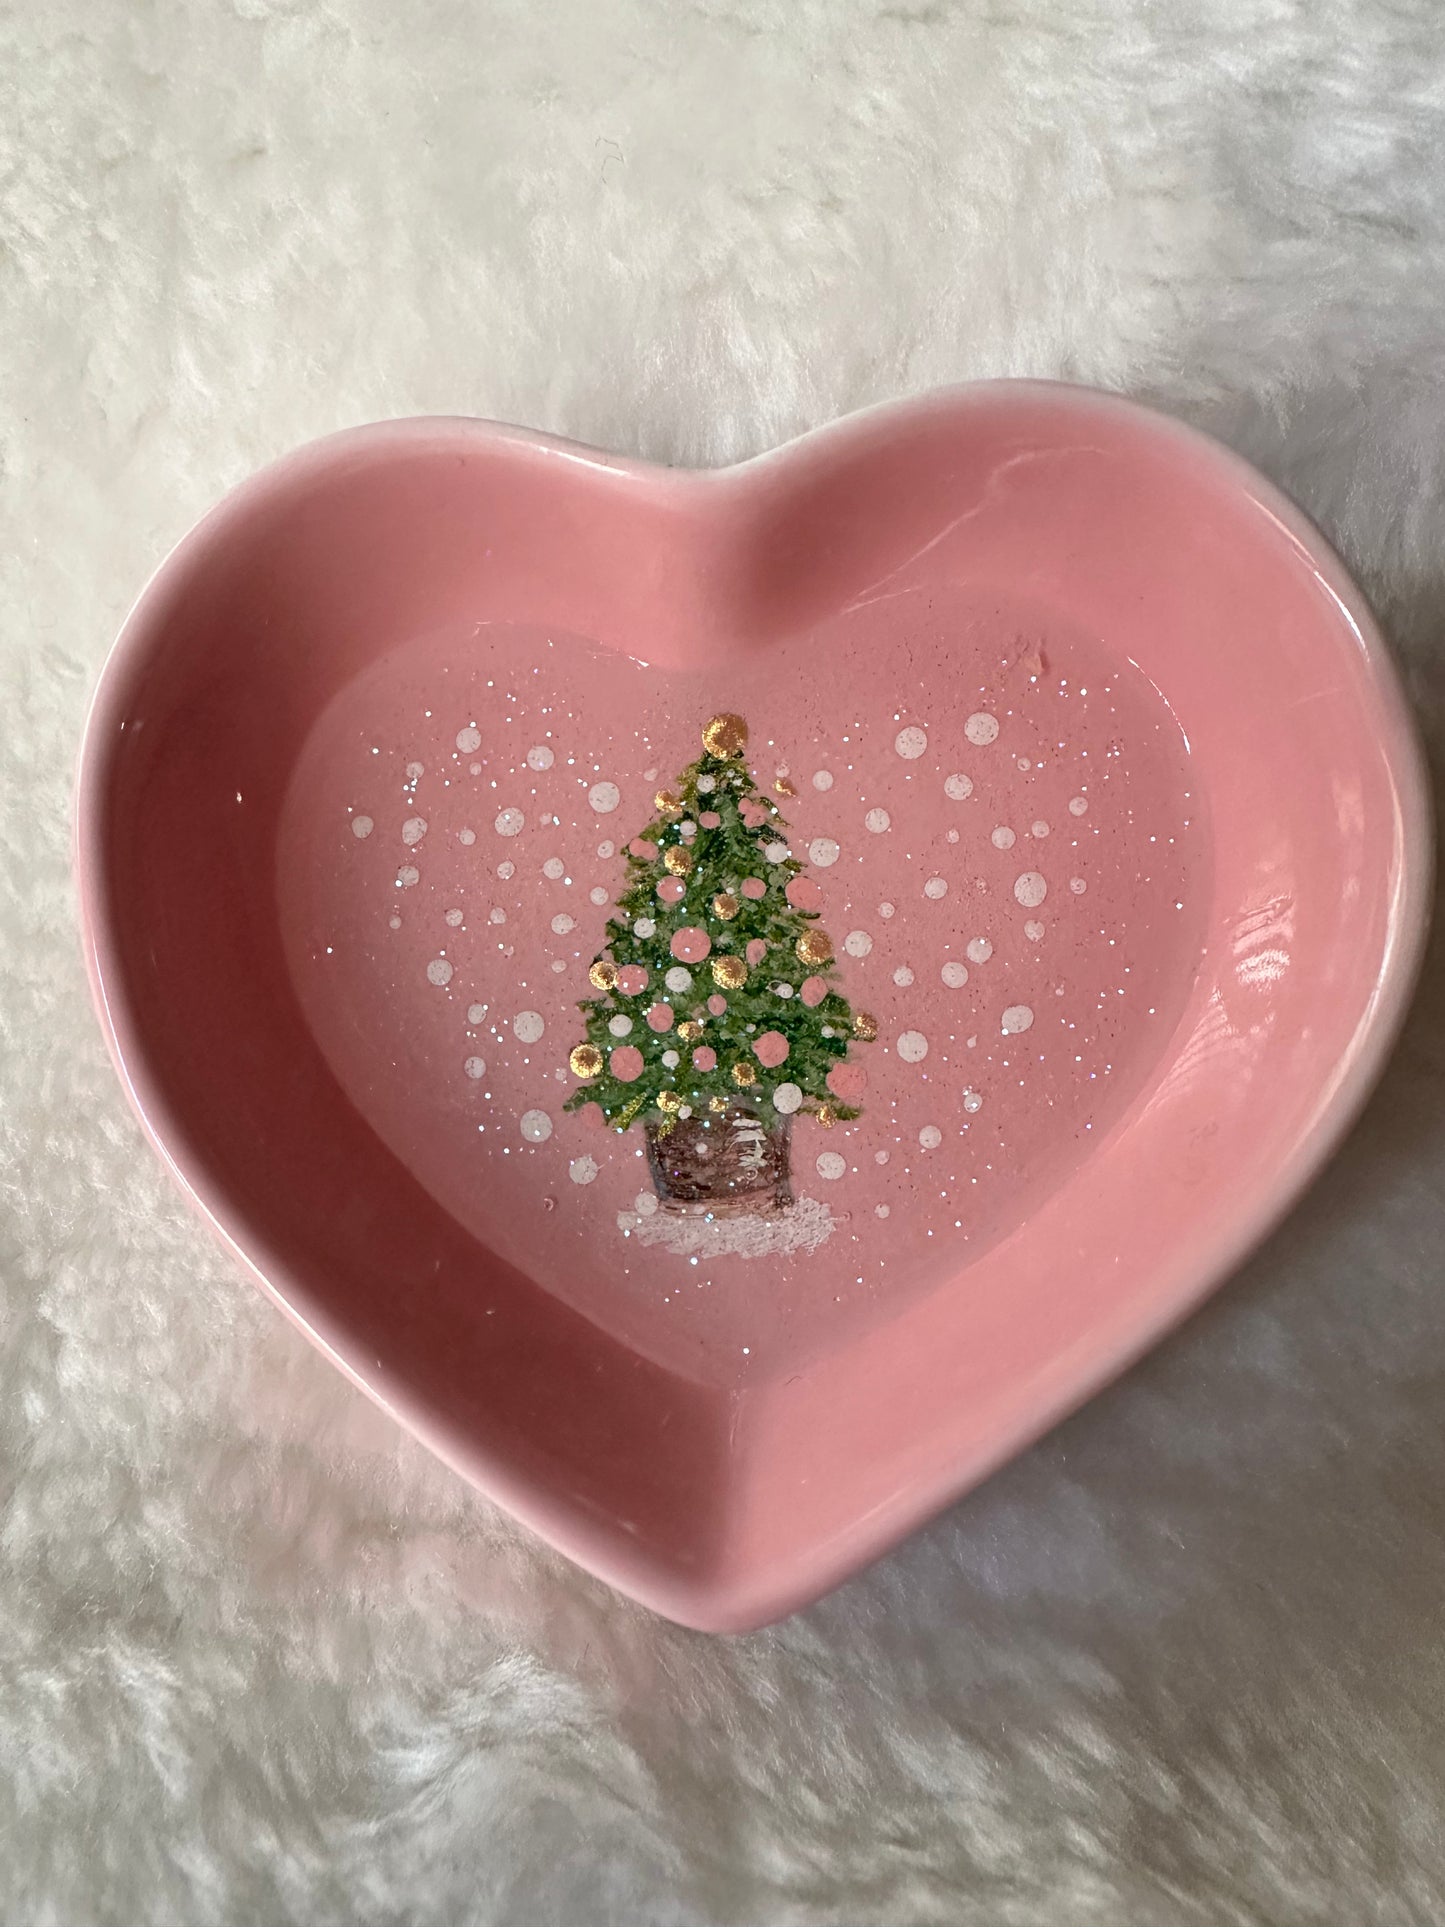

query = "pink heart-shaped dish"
[76,384,1429,1630]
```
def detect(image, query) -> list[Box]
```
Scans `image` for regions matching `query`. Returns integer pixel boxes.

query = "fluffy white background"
[4,2,1445,1920]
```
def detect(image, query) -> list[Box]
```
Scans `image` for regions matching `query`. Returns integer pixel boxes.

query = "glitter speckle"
[402,816,428,846]
[588,781,620,814]
[456,725,481,753]
[513,1010,545,1043]
[494,808,525,837]
[520,1109,553,1143]
[812,770,834,791]
[527,744,555,770]
[816,1151,847,1181]
[894,726,928,759]
[923,876,948,900]
[944,773,974,801]
[865,808,891,834]
[1014,871,1048,908]
[808,837,840,867]
[350,815,374,839]
[941,961,969,988]
[464,1056,486,1079]
[844,929,873,958]
[965,712,999,746]
[966,937,993,964]
[1001,1004,1035,1034]
[897,1030,929,1063]
[569,1155,599,1186]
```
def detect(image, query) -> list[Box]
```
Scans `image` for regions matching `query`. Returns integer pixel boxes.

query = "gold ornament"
[657,1090,683,1113]
[588,959,617,991]
[678,1019,703,1042]
[702,713,748,758]
[709,1095,728,1112]
[663,844,693,875]
[712,955,747,990]
[731,1061,757,1088]
[712,892,739,921]
[774,775,797,798]
[569,1043,603,1078]
[853,1010,878,1042]
[816,1105,837,1128]
[795,928,833,966]
[654,788,682,816]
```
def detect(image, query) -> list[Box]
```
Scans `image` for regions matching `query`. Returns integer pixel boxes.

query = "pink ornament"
[616,965,649,995]
[786,875,823,911]
[740,797,770,829]
[692,1046,718,1072]
[630,838,658,860]
[646,1003,674,1033]
[800,975,828,1007]
[827,1062,867,1102]
[579,1100,605,1130]
[754,1030,790,1069]
[670,926,711,963]
[741,877,767,900]
[609,1045,644,1082]
[699,811,721,829]
[745,938,768,966]
[657,875,685,903]
[707,994,727,1016]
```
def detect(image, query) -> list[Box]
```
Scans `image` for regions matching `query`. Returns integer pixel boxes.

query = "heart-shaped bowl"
[77,383,1429,1631]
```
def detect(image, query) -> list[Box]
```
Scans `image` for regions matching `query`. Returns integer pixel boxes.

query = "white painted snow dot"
[497,860,515,880]
[569,1155,598,1185]
[875,1150,890,1165]
[527,744,555,770]
[765,841,790,863]
[897,1030,929,1063]
[405,762,424,781]
[402,816,428,846]
[519,1110,553,1143]
[966,937,993,964]
[893,966,914,987]
[664,966,692,992]
[894,726,928,759]
[469,763,481,776]
[588,781,620,814]
[467,1004,486,1024]
[962,1088,983,1114]
[589,886,608,905]
[991,826,1016,850]
[456,726,481,753]
[396,865,419,888]
[634,917,656,938]
[609,1015,633,1037]
[445,908,463,927]
[513,1010,545,1043]
[350,815,374,839]
[924,876,948,900]
[1001,1004,1035,1035]
[551,914,576,935]
[495,808,525,836]
[457,828,476,846]
[464,1056,486,1079]
[634,1191,659,1217]
[865,808,891,834]
[543,857,565,879]
[844,929,873,958]
[596,840,615,859]
[878,901,895,920]
[965,712,999,746]
[1069,796,1089,816]
[1031,820,1050,838]
[944,773,974,801]
[808,837,840,867]
[919,1125,942,1150]
[1024,920,1045,941]
[388,915,401,930]
[1070,877,1088,895]
[875,1203,891,1218]
[942,961,969,988]
[489,907,506,924]
[812,770,834,791]
[426,958,453,986]
[816,1151,847,1181]
[1014,871,1048,908]
[772,1082,803,1115]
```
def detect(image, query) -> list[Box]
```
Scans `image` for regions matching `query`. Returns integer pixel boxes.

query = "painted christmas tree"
[566,713,875,1216]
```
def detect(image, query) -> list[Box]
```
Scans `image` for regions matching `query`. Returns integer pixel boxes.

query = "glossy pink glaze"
[75,385,1431,1631]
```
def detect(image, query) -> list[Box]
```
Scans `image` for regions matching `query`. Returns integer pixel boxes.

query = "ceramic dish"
[75,383,1430,1630]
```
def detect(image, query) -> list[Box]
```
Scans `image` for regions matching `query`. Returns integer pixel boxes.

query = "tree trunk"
[644,1104,792,1216]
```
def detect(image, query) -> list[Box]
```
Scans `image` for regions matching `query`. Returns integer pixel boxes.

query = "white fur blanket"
[4,2,1444,1919]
